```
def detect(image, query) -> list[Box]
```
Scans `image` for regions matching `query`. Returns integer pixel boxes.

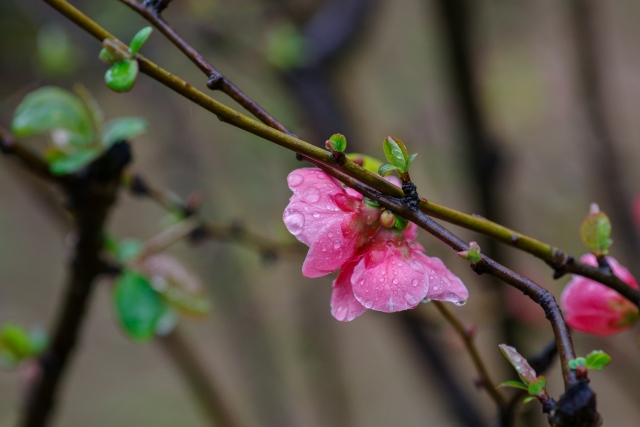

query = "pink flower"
[331,228,468,321]
[283,168,380,278]
[560,254,639,336]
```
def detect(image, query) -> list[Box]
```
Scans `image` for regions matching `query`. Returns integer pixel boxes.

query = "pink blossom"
[560,254,639,336]
[283,168,380,278]
[330,228,468,321]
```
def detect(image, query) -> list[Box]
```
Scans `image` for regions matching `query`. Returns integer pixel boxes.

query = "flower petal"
[351,245,429,312]
[302,217,359,278]
[331,259,367,322]
[286,168,343,210]
[283,195,345,247]
[419,254,469,304]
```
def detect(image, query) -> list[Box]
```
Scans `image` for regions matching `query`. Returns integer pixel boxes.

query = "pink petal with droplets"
[331,258,367,322]
[302,217,359,278]
[351,244,429,313]
[287,168,343,210]
[283,195,345,247]
[419,254,469,304]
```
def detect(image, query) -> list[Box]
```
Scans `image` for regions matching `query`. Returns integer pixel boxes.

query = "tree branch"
[19,142,131,427]
[432,301,505,408]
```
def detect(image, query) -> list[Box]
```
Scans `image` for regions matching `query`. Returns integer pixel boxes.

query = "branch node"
[206,74,224,90]
[143,0,172,13]
[401,180,420,211]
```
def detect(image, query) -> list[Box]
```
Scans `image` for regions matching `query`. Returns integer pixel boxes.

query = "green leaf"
[116,239,144,263]
[0,323,33,360]
[527,377,546,396]
[101,117,148,147]
[327,133,347,152]
[584,350,611,371]
[378,163,400,177]
[74,84,104,132]
[105,60,139,93]
[49,148,101,175]
[522,396,537,404]
[266,22,306,70]
[568,357,587,370]
[497,380,528,391]
[407,152,418,168]
[100,39,130,63]
[394,215,409,231]
[383,136,407,171]
[580,204,612,255]
[37,25,77,77]
[346,153,383,174]
[11,87,93,143]
[113,271,164,342]
[129,26,153,55]
[499,344,537,384]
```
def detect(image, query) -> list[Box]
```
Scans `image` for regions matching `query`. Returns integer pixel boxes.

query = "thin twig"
[119,0,294,136]
[157,326,242,427]
[40,0,640,310]
[433,301,505,407]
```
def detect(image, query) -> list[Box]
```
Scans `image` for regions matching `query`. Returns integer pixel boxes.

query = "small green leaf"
[407,152,418,168]
[458,242,482,264]
[346,153,383,174]
[580,203,612,255]
[568,357,587,370]
[394,215,409,231]
[105,60,139,93]
[100,39,130,63]
[584,350,611,371]
[116,239,144,263]
[383,136,407,171]
[327,133,347,152]
[266,22,306,70]
[129,26,153,55]
[37,25,77,76]
[499,344,538,384]
[101,117,148,147]
[522,396,537,404]
[49,148,101,175]
[113,270,164,342]
[0,323,33,360]
[527,377,546,396]
[378,163,400,177]
[497,380,528,391]
[11,87,93,142]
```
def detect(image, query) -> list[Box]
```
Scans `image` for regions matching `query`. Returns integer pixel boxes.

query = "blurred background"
[1,0,640,426]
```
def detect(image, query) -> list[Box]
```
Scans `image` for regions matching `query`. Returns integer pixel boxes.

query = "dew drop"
[381,271,386,276]
[328,232,333,238]
[284,211,304,235]
[455,300,467,306]
[302,187,320,203]
[393,279,399,284]
[287,173,304,187]
[433,286,439,291]
[322,246,327,252]
[411,279,419,287]
[410,260,425,273]
[379,277,385,282]
[312,212,320,218]
[333,240,341,249]
[421,298,432,304]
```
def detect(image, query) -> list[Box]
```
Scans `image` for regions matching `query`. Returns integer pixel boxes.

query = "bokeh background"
[1,0,640,426]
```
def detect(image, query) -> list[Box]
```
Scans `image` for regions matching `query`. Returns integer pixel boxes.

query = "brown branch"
[157,327,242,427]
[0,129,64,183]
[19,142,131,427]
[119,0,295,137]
[432,301,505,407]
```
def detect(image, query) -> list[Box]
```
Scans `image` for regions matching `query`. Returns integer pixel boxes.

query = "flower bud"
[380,210,395,228]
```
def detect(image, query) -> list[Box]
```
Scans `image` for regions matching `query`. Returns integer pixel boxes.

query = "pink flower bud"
[560,254,639,336]
[380,210,395,228]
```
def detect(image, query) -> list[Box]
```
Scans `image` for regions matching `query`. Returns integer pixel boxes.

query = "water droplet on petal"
[421,298,432,304]
[411,279,419,287]
[392,279,399,284]
[288,173,304,187]
[433,286,439,291]
[303,187,320,203]
[322,246,327,252]
[333,240,341,249]
[328,232,333,238]
[455,300,467,306]
[410,260,425,273]
[285,211,304,235]
[312,212,320,218]
[379,277,385,282]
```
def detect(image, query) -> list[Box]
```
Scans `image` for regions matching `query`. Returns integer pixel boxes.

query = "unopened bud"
[325,133,346,152]
[380,210,395,228]
[458,241,482,264]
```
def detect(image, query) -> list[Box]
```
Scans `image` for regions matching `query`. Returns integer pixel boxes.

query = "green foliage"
[0,323,48,368]
[346,153,383,174]
[499,344,538,384]
[129,27,153,55]
[11,86,147,175]
[457,242,482,264]
[99,39,130,64]
[497,380,528,391]
[569,350,611,371]
[11,87,93,143]
[266,22,306,70]
[37,25,78,76]
[326,133,347,152]
[101,118,148,147]
[105,59,139,93]
[527,377,546,396]
[394,214,409,231]
[112,238,144,263]
[380,136,417,176]
[580,203,612,255]
[113,270,165,342]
